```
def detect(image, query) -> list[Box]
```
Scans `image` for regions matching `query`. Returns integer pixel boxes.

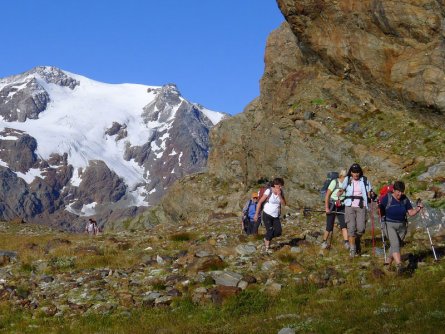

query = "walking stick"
[303,207,345,215]
[377,203,387,263]
[426,226,438,261]
[370,201,376,256]
[417,199,438,261]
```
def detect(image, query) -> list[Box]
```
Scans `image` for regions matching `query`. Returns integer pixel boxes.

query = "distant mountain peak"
[0,66,229,230]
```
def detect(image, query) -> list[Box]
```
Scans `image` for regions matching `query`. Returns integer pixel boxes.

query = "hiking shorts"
[325,206,346,232]
[384,221,407,254]
[345,206,366,237]
[262,212,282,241]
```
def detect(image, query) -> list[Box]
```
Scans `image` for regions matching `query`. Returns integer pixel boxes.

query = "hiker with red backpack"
[321,169,350,250]
[254,177,286,253]
[337,163,372,257]
[378,181,423,273]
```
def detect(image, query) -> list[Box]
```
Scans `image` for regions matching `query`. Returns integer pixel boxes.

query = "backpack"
[258,180,272,201]
[378,184,394,204]
[320,172,339,201]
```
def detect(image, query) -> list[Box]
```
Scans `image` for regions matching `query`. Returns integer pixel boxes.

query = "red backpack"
[378,184,394,203]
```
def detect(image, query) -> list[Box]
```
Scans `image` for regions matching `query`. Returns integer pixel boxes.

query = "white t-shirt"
[86,222,96,234]
[262,188,282,218]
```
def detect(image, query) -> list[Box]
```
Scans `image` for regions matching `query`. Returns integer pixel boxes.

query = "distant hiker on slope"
[337,163,372,257]
[241,192,260,235]
[321,169,349,250]
[85,218,98,236]
[379,181,423,274]
[254,177,286,253]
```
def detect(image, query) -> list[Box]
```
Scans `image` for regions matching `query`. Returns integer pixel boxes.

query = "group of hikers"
[242,163,424,272]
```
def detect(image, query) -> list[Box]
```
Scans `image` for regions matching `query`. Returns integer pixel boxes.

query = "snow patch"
[200,106,226,125]
[15,168,44,184]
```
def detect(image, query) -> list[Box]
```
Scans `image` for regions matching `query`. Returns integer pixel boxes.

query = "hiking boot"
[396,264,404,276]
[320,241,329,249]
[349,247,356,258]
[343,241,350,250]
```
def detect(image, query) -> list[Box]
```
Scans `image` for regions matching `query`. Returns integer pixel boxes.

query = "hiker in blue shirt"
[379,181,422,273]
[242,192,260,235]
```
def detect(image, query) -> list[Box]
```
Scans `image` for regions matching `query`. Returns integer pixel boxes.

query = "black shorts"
[325,205,346,232]
[262,212,282,241]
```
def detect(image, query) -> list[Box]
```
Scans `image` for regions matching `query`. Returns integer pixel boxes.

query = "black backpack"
[320,172,339,201]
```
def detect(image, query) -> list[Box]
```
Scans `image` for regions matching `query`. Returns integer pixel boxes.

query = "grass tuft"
[169,232,193,242]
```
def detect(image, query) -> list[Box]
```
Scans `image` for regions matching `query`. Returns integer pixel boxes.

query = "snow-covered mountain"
[0,66,228,229]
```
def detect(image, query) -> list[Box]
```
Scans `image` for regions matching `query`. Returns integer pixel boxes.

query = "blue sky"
[1,1,284,115]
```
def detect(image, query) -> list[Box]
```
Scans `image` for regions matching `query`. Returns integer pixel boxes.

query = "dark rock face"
[0,78,49,122]
[0,167,42,220]
[0,130,38,173]
[76,160,127,204]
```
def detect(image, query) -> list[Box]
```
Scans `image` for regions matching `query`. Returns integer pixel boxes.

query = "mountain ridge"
[0,66,229,230]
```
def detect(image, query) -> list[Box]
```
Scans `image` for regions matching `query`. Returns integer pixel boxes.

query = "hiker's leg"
[252,220,261,235]
[247,219,255,235]
[386,222,403,264]
[263,213,274,248]
[393,222,407,265]
[346,207,357,247]
[272,217,282,238]
[324,214,335,245]
[337,209,348,242]
[355,207,366,253]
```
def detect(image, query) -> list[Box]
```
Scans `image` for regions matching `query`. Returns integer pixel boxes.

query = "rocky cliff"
[154,0,445,227]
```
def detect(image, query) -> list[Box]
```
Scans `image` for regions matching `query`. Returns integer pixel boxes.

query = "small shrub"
[20,262,36,273]
[311,98,325,105]
[152,281,166,291]
[222,289,270,316]
[277,252,297,264]
[15,285,30,299]
[170,232,192,242]
[49,256,75,270]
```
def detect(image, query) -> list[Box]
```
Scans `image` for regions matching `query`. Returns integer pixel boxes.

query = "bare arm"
[254,193,268,222]
[325,189,333,213]
[408,203,423,217]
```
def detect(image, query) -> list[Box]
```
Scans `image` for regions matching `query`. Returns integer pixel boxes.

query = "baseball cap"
[252,192,259,198]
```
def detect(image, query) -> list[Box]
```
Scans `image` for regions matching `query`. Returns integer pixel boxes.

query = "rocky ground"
[1,209,444,322]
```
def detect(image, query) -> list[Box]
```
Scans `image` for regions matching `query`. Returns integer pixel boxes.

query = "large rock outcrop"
[155,0,445,226]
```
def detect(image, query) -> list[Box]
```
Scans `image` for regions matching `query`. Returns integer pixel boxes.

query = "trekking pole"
[426,226,438,261]
[370,201,376,256]
[417,199,438,261]
[377,203,387,263]
[303,207,345,215]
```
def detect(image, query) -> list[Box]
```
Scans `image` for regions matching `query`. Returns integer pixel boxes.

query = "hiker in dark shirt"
[379,181,422,272]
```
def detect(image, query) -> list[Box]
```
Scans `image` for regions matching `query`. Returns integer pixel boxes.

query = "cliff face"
[277,0,445,112]
[155,0,445,226]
